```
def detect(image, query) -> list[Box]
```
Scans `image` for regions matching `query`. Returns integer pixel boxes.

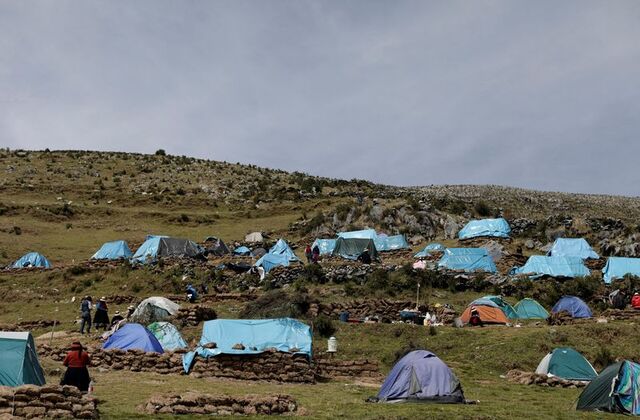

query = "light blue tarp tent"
[513,256,590,278]
[147,322,187,351]
[375,234,410,252]
[103,323,164,353]
[11,252,51,269]
[458,218,511,240]
[233,246,252,256]
[414,243,446,258]
[514,298,549,319]
[269,239,300,262]
[377,350,465,403]
[548,238,599,259]
[254,253,291,273]
[91,240,133,260]
[338,229,377,240]
[438,248,497,273]
[182,318,312,372]
[311,239,336,255]
[131,235,167,263]
[552,296,592,318]
[131,235,203,264]
[0,332,46,387]
[602,257,640,284]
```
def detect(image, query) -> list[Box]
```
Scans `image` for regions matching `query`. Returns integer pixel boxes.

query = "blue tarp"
[182,318,312,373]
[458,218,511,240]
[269,239,300,262]
[103,323,164,353]
[548,238,599,259]
[602,257,640,284]
[254,253,291,273]
[91,240,133,260]
[338,229,377,240]
[552,296,592,318]
[147,322,187,351]
[438,248,497,273]
[414,243,446,258]
[311,239,337,255]
[513,256,590,278]
[11,252,51,269]
[377,350,464,403]
[375,234,410,252]
[233,246,252,256]
[131,235,166,263]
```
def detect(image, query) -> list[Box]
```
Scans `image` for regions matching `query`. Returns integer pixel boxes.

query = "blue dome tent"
[552,296,592,318]
[103,323,164,353]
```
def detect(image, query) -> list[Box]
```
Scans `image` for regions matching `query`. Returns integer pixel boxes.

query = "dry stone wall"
[141,392,297,416]
[0,385,99,419]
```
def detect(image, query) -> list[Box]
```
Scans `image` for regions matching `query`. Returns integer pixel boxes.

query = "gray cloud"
[1,0,639,195]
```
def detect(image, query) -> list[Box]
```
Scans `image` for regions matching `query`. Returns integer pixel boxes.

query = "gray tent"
[332,238,379,260]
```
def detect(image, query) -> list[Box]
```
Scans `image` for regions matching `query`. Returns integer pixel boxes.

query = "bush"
[240,290,314,319]
[593,347,614,370]
[155,149,166,156]
[314,315,336,338]
[474,201,492,217]
[298,263,326,284]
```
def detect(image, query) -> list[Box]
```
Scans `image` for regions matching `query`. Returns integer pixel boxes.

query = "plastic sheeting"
[131,236,203,264]
[269,239,300,262]
[182,318,312,372]
[148,322,187,351]
[0,332,46,387]
[602,257,640,284]
[311,239,337,255]
[337,229,377,240]
[103,323,164,353]
[233,246,252,256]
[438,248,497,273]
[374,235,410,252]
[130,297,181,325]
[91,240,132,260]
[414,243,446,258]
[513,256,590,278]
[11,252,51,269]
[547,238,599,259]
[254,253,290,273]
[552,296,592,318]
[332,238,379,260]
[458,218,511,240]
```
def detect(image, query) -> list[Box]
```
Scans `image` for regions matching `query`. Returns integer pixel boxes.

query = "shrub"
[155,149,166,156]
[314,315,336,338]
[474,201,492,217]
[593,347,614,370]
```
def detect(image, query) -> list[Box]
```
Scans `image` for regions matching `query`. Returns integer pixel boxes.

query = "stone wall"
[314,356,381,380]
[171,305,218,327]
[0,385,99,419]
[309,299,414,321]
[141,392,297,416]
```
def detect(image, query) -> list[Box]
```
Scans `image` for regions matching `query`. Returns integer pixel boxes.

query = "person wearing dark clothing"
[357,249,372,264]
[79,296,92,334]
[126,305,135,320]
[312,245,320,263]
[110,311,124,328]
[93,297,109,331]
[61,342,91,392]
[186,284,198,303]
[304,245,313,263]
[469,306,483,327]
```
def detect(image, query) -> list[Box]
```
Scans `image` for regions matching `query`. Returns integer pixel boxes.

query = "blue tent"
[147,322,187,351]
[233,246,252,256]
[131,236,203,264]
[254,253,291,273]
[269,239,300,262]
[602,257,640,284]
[458,218,511,240]
[552,296,592,318]
[103,323,164,353]
[131,235,167,263]
[414,243,446,258]
[438,248,497,273]
[0,332,46,386]
[548,238,599,260]
[513,256,590,278]
[311,239,337,255]
[91,240,132,260]
[183,318,312,372]
[377,350,465,403]
[11,252,51,269]
[338,229,377,240]
[374,234,410,252]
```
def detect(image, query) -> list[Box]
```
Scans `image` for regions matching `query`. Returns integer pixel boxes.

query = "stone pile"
[142,392,297,416]
[506,370,588,388]
[308,299,414,321]
[0,384,99,419]
[171,305,218,327]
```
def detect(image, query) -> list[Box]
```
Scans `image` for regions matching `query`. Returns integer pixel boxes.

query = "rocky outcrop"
[0,384,99,419]
[141,393,297,416]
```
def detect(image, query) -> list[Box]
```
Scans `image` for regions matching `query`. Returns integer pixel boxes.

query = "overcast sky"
[1,1,639,196]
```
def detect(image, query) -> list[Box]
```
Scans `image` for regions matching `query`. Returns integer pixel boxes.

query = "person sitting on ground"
[357,248,372,264]
[469,306,483,327]
[93,297,109,331]
[79,296,93,334]
[312,245,320,263]
[632,293,640,309]
[126,305,135,320]
[110,311,124,328]
[186,284,198,303]
[304,245,313,263]
[61,341,91,392]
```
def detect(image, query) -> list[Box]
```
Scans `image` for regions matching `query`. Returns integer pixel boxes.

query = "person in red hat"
[61,341,92,392]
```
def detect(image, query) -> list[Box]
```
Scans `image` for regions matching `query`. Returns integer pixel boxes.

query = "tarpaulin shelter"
[103,323,164,353]
[182,318,312,372]
[438,248,497,273]
[337,229,378,240]
[130,297,181,324]
[512,256,590,278]
[203,237,230,256]
[547,238,599,259]
[91,240,132,260]
[332,237,378,260]
[233,246,252,256]
[0,332,46,386]
[131,236,204,264]
[148,322,187,351]
[535,347,597,381]
[552,296,592,318]
[577,360,640,415]
[374,234,410,252]
[458,218,511,240]
[377,350,465,403]
[254,253,291,274]
[514,298,549,319]
[311,239,337,255]
[269,239,300,262]
[414,243,446,258]
[602,257,640,284]
[11,252,51,269]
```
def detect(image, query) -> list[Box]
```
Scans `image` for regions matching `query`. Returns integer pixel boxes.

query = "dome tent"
[148,322,187,351]
[91,240,133,260]
[471,295,518,319]
[11,252,51,269]
[376,350,465,403]
[577,360,640,415]
[535,347,597,381]
[103,323,164,353]
[552,296,592,318]
[0,332,46,386]
[514,298,549,320]
[130,297,181,324]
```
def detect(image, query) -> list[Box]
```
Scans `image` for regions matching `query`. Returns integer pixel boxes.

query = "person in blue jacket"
[186,284,198,303]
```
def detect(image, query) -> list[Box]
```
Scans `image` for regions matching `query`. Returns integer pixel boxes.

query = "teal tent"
[148,322,188,351]
[514,298,549,319]
[458,218,511,240]
[536,347,597,381]
[547,238,599,259]
[471,295,518,319]
[91,240,132,260]
[438,248,497,273]
[0,332,46,386]
[578,361,640,414]
[332,237,378,260]
[512,256,590,278]
[602,257,640,284]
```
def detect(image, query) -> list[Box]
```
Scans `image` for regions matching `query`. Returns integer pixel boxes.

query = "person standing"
[61,341,91,392]
[304,245,312,263]
[312,245,320,263]
[93,297,109,331]
[79,296,93,334]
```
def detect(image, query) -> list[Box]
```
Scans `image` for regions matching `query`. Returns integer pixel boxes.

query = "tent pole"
[49,320,57,346]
